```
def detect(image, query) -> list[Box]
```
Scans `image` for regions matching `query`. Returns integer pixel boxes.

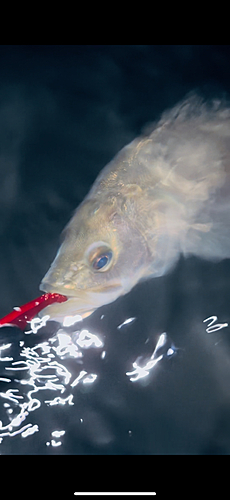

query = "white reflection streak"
[0,423,33,438]
[50,439,62,447]
[0,343,12,351]
[26,315,50,334]
[0,342,13,362]
[0,399,33,438]
[70,370,87,388]
[52,430,65,437]
[0,389,24,404]
[155,332,167,349]
[126,333,167,382]
[55,332,82,359]
[117,317,136,329]
[76,330,104,349]
[83,373,97,384]
[45,394,74,406]
[21,424,39,438]
[203,315,228,333]
[48,360,72,386]
[70,371,97,388]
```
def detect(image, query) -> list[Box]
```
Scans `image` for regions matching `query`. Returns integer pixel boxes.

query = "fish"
[39,95,230,323]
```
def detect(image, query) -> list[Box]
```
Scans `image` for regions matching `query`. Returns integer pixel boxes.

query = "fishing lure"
[0,293,67,330]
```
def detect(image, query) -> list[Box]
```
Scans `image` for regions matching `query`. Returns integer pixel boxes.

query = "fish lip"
[39,281,76,297]
[39,281,123,297]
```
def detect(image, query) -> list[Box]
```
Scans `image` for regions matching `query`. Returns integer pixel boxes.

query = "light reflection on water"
[126,332,176,381]
[0,318,104,445]
[0,314,176,450]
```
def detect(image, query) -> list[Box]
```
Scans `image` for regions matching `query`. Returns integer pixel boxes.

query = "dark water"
[1,45,230,459]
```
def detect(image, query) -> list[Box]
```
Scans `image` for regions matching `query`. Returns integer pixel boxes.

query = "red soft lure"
[0,293,67,330]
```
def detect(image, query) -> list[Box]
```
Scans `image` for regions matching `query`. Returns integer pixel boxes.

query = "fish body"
[40,96,230,322]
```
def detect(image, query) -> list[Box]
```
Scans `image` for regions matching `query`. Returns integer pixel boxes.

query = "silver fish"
[40,96,230,322]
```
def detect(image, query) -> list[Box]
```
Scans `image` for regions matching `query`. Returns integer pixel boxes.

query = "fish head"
[39,194,150,322]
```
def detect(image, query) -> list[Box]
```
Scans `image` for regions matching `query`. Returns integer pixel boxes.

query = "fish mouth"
[39,280,124,323]
[39,296,97,322]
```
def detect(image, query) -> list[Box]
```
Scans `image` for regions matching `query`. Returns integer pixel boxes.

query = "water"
[0,300,177,454]
[1,257,230,455]
[1,45,230,457]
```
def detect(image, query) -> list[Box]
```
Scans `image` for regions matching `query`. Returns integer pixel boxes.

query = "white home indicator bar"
[74,494,156,496]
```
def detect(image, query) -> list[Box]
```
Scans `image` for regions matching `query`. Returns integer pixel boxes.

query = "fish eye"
[85,242,114,273]
[92,250,113,271]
